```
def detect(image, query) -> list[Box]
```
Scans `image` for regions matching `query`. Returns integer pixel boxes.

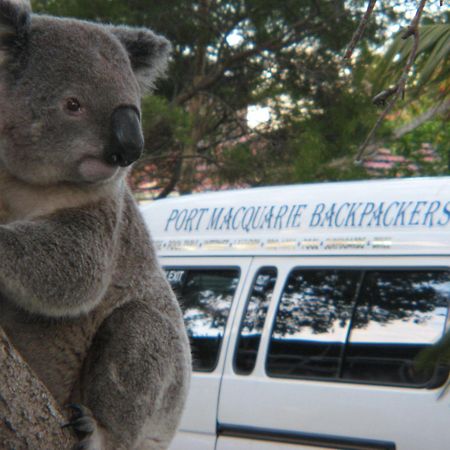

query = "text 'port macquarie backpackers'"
[164,199,450,234]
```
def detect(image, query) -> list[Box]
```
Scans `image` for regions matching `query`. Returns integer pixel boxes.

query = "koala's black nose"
[107,106,144,167]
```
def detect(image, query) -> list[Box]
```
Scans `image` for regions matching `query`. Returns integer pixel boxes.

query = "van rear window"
[267,269,450,388]
[165,268,240,372]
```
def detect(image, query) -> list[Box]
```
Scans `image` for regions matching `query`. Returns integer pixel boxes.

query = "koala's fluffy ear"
[109,26,172,93]
[0,0,31,53]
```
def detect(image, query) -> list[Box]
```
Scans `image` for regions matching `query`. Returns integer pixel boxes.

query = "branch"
[0,327,76,449]
[393,98,450,139]
[344,0,377,60]
[355,0,428,162]
[174,17,315,106]
[156,156,182,200]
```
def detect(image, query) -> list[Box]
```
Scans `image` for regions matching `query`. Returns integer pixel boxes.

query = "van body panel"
[217,255,450,450]
[217,376,450,450]
[169,431,216,450]
[143,178,450,450]
[141,177,450,258]
[162,257,252,450]
[216,436,322,450]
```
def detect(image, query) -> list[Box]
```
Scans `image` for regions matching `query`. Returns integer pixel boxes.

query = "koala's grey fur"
[0,1,191,449]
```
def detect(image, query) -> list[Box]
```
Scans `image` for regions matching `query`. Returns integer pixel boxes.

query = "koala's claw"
[63,403,96,436]
[63,403,103,450]
[73,443,93,450]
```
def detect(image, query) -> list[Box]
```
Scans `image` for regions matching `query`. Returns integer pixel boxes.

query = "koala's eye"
[65,97,83,114]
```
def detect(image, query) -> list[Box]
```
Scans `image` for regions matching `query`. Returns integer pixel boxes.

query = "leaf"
[373,24,450,96]
[419,28,450,85]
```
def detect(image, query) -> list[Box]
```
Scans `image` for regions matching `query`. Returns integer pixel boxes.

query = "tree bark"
[0,327,77,449]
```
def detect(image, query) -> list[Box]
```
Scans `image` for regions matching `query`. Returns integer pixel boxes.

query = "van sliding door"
[217,257,450,450]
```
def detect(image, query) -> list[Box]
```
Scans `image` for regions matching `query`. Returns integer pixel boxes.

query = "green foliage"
[415,331,450,372]
[141,96,192,149]
[373,22,450,97]
[32,0,384,194]
[389,116,450,175]
[32,0,446,194]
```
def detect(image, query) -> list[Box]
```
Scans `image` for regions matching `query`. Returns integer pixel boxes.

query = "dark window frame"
[164,265,241,373]
[265,266,450,389]
[233,266,278,376]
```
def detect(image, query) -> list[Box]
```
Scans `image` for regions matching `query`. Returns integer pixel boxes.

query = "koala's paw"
[63,403,103,450]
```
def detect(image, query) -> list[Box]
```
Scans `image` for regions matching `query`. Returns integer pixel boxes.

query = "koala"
[0,1,191,449]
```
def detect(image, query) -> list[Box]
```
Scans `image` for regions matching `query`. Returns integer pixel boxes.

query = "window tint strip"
[218,424,396,450]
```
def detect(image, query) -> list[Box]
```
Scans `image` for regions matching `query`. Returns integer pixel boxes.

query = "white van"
[140,177,450,450]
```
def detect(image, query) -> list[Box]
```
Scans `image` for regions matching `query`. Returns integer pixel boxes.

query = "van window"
[266,268,450,387]
[165,268,240,371]
[235,268,277,374]
[267,270,360,379]
[342,270,450,386]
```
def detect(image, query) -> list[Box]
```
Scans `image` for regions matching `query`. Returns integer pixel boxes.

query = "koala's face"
[0,1,170,186]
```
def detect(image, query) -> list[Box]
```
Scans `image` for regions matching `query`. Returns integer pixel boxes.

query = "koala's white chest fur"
[0,168,117,223]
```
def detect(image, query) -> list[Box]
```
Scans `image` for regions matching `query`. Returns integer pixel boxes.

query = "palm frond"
[373,24,450,96]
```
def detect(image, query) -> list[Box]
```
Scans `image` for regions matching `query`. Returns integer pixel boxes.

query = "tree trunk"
[177,0,210,195]
[0,327,77,449]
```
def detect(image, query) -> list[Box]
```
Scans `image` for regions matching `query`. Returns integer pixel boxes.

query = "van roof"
[140,177,450,257]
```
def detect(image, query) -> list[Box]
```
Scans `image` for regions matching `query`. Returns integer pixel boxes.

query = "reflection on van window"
[267,270,360,379]
[343,271,450,386]
[235,268,277,374]
[165,268,240,371]
[267,268,450,387]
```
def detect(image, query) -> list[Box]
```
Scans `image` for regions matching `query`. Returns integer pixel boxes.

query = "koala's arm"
[79,285,191,450]
[0,204,116,317]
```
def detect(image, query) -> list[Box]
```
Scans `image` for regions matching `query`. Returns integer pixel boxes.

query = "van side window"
[165,268,240,372]
[342,270,450,386]
[267,270,360,379]
[235,267,277,375]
